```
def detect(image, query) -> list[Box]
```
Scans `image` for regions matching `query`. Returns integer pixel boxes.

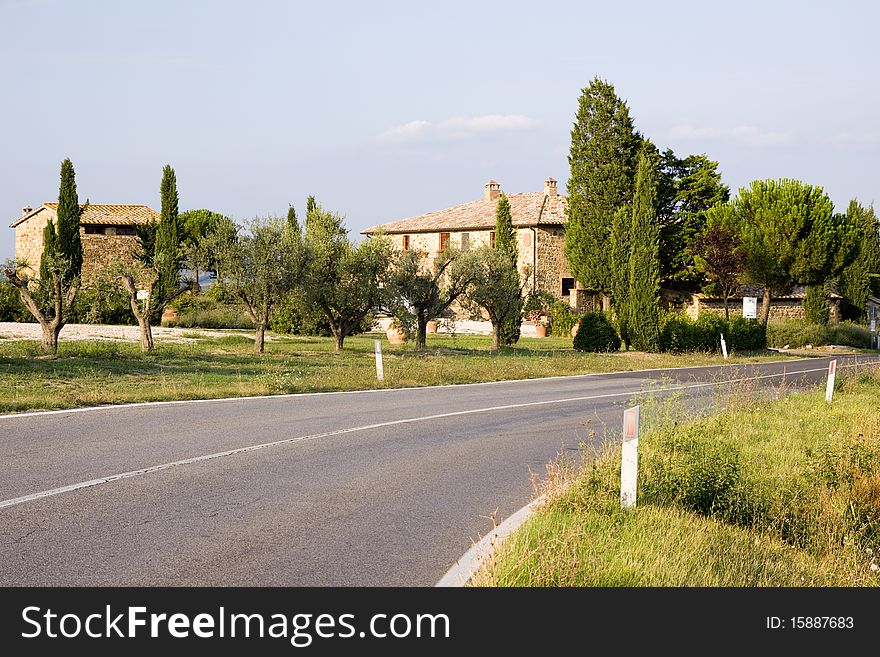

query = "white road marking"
[4,361,872,511]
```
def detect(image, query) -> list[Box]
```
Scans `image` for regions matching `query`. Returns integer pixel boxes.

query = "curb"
[436,496,545,587]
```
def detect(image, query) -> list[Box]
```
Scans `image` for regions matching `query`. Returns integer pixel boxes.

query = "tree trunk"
[760,287,772,325]
[491,322,501,350]
[137,316,154,352]
[416,313,428,350]
[254,323,266,353]
[334,331,345,352]
[192,268,201,293]
[40,319,60,354]
[723,295,730,321]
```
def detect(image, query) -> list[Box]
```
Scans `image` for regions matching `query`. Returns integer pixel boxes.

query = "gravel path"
[0,322,253,344]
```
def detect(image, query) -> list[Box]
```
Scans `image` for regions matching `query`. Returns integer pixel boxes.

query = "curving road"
[0,355,872,586]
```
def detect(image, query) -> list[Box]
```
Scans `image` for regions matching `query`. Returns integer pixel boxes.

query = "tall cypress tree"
[627,152,661,351]
[39,219,59,283]
[305,195,318,236]
[839,201,880,321]
[493,192,522,346]
[153,165,181,313]
[565,78,640,298]
[609,206,632,348]
[494,193,517,266]
[287,204,300,233]
[54,158,84,281]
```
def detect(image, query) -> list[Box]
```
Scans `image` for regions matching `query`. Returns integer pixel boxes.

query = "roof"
[10,203,159,228]
[362,191,567,235]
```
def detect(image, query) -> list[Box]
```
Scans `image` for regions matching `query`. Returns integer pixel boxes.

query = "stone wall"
[14,209,142,283]
[689,297,842,322]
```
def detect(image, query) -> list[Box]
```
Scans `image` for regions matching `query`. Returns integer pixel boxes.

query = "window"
[460,232,470,251]
[402,235,410,251]
[115,226,137,236]
[439,232,450,252]
[561,277,575,297]
[489,231,495,248]
[84,225,104,235]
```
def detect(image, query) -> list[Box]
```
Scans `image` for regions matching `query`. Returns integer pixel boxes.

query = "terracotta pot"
[386,327,406,345]
[161,308,179,325]
[571,324,579,339]
[535,324,547,338]
[426,320,438,334]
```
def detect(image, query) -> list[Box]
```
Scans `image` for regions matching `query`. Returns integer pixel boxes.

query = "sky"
[1,0,878,260]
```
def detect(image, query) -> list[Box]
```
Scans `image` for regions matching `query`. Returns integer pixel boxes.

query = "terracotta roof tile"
[362,192,567,234]
[10,203,159,228]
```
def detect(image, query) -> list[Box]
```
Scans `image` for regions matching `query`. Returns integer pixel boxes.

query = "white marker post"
[620,405,639,509]
[720,333,728,359]
[825,359,837,402]
[374,340,384,381]
[136,289,148,301]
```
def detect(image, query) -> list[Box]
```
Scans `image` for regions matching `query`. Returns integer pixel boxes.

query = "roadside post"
[825,359,837,402]
[720,333,728,359]
[620,405,639,509]
[374,340,384,381]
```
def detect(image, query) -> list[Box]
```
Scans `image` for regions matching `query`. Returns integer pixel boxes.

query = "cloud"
[377,114,540,143]
[666,125,790,146]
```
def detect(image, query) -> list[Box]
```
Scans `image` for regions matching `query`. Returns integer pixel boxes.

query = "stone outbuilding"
[685,285,843,322]
[10,203,158,281]
[363,178,587,306]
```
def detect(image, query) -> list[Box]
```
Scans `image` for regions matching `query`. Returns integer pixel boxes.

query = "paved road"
[0,355,873,586]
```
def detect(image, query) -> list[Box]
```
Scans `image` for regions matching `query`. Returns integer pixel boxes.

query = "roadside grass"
[0,331,794,413]
[473,366,880,587]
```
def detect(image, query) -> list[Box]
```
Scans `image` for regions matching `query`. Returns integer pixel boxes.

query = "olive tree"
[460,246,527,350]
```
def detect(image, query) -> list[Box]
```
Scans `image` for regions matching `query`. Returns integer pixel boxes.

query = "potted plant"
[426,319,438,334]
[386,319,406,345]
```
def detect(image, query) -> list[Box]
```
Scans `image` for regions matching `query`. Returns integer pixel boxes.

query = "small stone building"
[685,285,843,322]
[10,203,158,281]
[363,178,584,305]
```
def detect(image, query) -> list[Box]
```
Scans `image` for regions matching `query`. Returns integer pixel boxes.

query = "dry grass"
[474,365,880,587]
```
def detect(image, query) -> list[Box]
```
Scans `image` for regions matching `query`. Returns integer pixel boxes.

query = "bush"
[766,319,873,349]
[269,294,332,336]
[803,285,830,325]
[69,282,135,325]
[0,280,30,322]
[548,301,580,337]
[660,313,766,353]
[573,312,621,352]
[167,290,253,329]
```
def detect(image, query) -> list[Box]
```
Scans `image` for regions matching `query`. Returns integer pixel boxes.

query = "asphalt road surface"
[0,355,874,586]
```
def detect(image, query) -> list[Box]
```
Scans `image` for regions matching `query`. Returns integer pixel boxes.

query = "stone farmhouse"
[10,203,158,280]
[364,178,591,307]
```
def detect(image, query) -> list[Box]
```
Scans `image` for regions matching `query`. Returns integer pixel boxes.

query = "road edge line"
[436,496,545,587]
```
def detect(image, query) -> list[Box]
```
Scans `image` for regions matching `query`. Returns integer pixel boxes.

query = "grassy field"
[0,331,794,413]
[473,366,880,587]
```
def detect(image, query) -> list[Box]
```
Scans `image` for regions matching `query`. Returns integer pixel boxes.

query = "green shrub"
[766,319,872,349]
[269,294,332,336]
[660,313,766,353]
[573,312,621,352]
[499,317,521,346]
[804,285,830,325]
[69,282,135,325]
[0,280,30,322]
[548,301,581,337]
[167,290,253,329]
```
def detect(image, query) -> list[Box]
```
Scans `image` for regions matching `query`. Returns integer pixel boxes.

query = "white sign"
[720,332,728,359]
[871,318,876,333]
[743,296,758,319]
[374,340,384,381]
[825,359,837,402]
[136,289,148,301]
[620,405,640,509]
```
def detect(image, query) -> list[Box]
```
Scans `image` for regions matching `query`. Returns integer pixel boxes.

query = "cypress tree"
[627,152,661,352]
[287,204,300,233]
[494,193,517,267]
[153,165,181,310]
[305,195,318,236]
[609,206,632,348]
[564,78,640,297]
[39,219,59,283]
[494,193,521,346]
[838,201,880,322]
[54,158,84,281]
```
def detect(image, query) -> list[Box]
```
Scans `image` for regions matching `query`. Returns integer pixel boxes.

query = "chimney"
[544,178,557,197]
[21,206,33,217]
[484,180,501,201]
